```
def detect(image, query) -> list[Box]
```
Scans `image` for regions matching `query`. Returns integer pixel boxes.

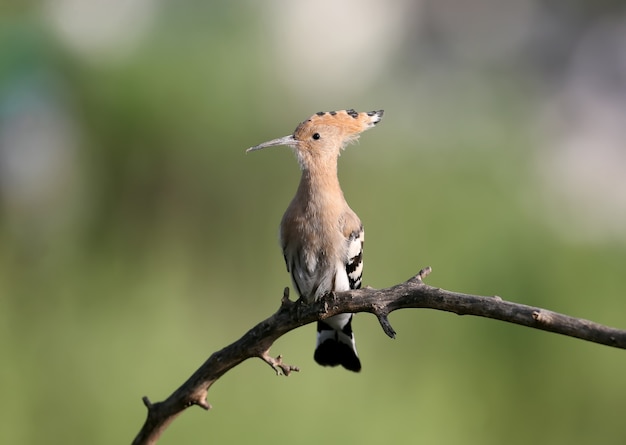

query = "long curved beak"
[246,135,297,153]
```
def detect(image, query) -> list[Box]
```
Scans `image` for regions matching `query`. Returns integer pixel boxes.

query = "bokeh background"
[2,1,626,444]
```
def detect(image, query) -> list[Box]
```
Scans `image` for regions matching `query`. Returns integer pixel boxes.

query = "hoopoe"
[247,109,384,372]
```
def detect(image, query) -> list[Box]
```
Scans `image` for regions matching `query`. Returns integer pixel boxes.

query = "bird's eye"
[312,133,321,140]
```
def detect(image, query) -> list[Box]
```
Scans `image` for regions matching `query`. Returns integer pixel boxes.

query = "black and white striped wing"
[345,227,364,290]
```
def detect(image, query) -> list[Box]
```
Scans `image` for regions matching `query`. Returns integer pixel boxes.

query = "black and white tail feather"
[312,228,364,372]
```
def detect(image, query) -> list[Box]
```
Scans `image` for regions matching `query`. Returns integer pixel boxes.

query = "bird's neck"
[296,162,345,210]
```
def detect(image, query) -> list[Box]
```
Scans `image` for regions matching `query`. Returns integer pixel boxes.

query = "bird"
[247,109,384,372]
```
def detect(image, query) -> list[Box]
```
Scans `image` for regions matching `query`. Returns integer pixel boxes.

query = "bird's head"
[247,109,383,170]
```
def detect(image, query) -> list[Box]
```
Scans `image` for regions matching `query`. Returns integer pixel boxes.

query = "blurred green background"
[2,1,626,444]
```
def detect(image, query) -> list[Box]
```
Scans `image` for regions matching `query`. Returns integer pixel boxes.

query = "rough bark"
[132,268,626,444]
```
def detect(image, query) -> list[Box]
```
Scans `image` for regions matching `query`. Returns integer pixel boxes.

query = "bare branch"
[132,269,626,444]
[260,351,300,376]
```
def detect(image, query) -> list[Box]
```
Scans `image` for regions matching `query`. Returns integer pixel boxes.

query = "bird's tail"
[314,313,361,372]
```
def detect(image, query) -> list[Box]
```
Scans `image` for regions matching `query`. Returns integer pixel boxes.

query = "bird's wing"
[344,225,364,290]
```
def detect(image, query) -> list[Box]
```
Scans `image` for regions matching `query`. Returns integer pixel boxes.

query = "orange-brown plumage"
[247,109,383,372]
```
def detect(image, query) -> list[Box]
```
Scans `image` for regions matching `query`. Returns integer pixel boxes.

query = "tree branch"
[132,268,626,444]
